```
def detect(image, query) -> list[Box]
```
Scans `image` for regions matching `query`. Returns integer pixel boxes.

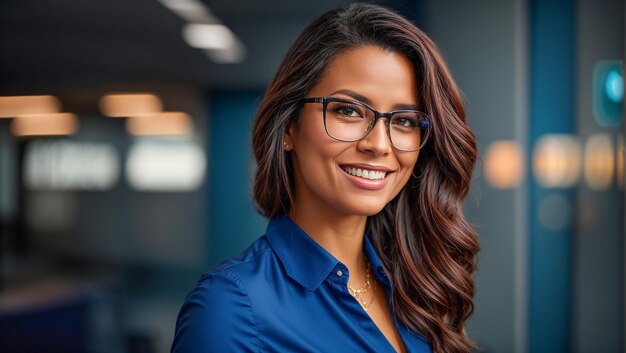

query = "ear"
[283,123,297,151]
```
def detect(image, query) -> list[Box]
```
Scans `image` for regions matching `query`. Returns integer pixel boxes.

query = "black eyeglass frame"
[298,96,431,152]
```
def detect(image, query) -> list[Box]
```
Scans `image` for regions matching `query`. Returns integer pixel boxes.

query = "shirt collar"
[265,213,390,291]
[265,214,338,291]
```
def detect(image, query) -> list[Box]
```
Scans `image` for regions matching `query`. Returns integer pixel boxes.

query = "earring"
[283,141,290,151]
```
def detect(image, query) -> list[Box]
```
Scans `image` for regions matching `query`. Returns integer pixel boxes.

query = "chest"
[248,279,431,353]
[365,284,408,353]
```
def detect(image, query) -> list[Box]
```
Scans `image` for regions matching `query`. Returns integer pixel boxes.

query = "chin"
[338,200,389,217]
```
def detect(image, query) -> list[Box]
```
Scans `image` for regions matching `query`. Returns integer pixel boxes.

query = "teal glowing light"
[592,61,622,127]
[605,69,623,103]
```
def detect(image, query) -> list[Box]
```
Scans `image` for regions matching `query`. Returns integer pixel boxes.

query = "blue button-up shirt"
[171,213,432,353]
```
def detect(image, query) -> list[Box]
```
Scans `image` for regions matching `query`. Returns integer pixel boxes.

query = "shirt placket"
[327,263,404,353]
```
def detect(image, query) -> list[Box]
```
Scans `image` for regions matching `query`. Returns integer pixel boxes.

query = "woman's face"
[285,45,421,217]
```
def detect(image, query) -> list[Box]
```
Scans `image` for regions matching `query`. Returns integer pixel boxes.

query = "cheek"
[297,116,345,162]
[292,119,342,177]
[297,135,328,164]
[396,153,420,185]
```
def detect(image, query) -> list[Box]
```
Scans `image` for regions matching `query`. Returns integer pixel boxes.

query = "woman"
[172,3,478,353]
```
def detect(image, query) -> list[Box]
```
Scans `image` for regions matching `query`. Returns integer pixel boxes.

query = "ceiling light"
[126,112,192,136]
[11,113,79,136]
[205,42,246,64]
[183,24,236,51]
[99,93,163,118]
[158,0,216,23]
[0,95,62,118]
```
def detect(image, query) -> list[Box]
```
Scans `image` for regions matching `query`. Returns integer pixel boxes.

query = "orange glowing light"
[126,112,192,136]
[11,113,79,136]
[99,93,163,118]
[533,134,581,188]
[484,141,524,189]
[583,133,614,190]
[0,95,62,118]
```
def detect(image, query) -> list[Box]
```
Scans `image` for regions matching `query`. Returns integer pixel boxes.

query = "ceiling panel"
[0,0,353,92]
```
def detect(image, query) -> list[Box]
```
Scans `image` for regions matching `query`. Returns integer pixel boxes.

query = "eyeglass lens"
[323,99,429,151]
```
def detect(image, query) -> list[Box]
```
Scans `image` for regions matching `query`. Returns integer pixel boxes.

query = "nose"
[356,118,392,156]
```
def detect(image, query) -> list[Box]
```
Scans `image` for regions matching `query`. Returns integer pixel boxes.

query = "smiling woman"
[172,3,478,353]
[285,46,422,218]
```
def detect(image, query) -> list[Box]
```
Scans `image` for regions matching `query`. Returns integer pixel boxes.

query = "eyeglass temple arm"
[298,97,324,104]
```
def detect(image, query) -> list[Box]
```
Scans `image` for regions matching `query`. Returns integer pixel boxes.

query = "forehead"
[310,45,419,107]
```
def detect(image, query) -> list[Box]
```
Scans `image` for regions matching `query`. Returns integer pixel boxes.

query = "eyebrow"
[329,89,419,111]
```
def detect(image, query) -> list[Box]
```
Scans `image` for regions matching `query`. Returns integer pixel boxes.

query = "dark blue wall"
[529,0,575,351]
[207,91,267,267]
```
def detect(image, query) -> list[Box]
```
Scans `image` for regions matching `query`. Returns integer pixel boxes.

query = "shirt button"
[336,270,343,277]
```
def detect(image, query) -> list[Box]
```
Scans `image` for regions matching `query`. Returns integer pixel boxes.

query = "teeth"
[344,167,387,180]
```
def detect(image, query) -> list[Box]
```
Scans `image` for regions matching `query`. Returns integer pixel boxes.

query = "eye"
[332,104,364,118]
[392,115,420,128]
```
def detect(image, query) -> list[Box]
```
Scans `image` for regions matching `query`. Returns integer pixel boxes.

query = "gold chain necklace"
[347,258,377,311]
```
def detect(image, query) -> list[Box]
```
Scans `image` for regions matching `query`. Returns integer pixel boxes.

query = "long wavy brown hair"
[252,3,479,352]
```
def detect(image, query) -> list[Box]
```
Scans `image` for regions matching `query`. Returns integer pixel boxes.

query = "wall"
[207,92,267,267]
[573,0,624,352]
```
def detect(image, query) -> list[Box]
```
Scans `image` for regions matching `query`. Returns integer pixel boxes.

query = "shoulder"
[213,235,273,274]
[171,236,273,353]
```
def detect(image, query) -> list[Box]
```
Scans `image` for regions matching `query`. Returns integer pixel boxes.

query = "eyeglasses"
[298,97,431,152]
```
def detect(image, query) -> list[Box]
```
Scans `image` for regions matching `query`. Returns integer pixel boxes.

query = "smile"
[342,167,387,180]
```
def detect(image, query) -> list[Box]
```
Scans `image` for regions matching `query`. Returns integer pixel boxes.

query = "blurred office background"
[0,0,623,352]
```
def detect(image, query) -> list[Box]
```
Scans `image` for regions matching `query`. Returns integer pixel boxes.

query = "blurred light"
[533,134,581,188]
[605,69,623,103]
[183,24,236,50]
[161,0,245,64]
[537,193,572,231]
[126,112,192,136]
[24,140,120,190]
[0,95,62,118]
[593,61,623,127]
[126,140,206,191]
[11,113,78,136]
[205,43,246,64]
[583,133,614,190]
[158,0,217,23]
[483,140,524,189]
[618,135,624,190]
[99,93,162,118]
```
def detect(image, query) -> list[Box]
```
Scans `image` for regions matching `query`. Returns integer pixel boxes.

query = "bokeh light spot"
[605,69,623,103]
[484,140,524,189]
[533,134,581,188]
[583,133,614,190]
[538,194,572,231]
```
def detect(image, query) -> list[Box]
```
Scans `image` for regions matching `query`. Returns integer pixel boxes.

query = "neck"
[288,203,369,286]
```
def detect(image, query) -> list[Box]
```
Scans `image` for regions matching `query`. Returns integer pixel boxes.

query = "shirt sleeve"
[171,269,259,353]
